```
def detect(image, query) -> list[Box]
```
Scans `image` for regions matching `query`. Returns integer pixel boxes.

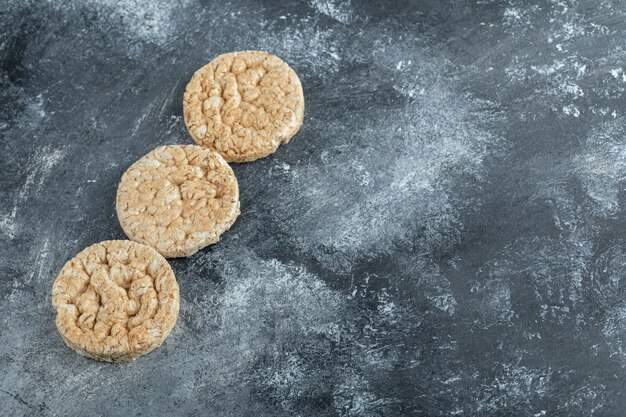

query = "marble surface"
[2,0,626,415]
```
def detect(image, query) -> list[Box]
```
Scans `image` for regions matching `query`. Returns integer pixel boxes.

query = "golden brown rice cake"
[51,240,179,362]
[116,145,240,258]
[183,51,304,162]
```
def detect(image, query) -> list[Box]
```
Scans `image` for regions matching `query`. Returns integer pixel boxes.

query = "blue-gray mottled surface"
[1,0,626,415]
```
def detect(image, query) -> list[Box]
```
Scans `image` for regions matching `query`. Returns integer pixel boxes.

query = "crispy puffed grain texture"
[183,51,304,162]
[116,145,240,258]
[51,240,179,362]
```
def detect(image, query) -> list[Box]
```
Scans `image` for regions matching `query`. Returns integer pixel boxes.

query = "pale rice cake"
[116,145,240,258]
[51,240,179,362]
[183,51,305,162]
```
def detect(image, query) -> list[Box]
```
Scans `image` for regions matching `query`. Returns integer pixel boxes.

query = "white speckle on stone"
[562,104,580,117]
[610,68,621,79]
[31,93,46,119]
[432,294,457,315]
[396,60,411,71]
[0,206,18,239]
[504,8,521,21]
[531,60,565,76]
[562,83,584,97]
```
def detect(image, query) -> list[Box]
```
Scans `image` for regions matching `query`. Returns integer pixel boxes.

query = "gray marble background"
[2,0,626,415]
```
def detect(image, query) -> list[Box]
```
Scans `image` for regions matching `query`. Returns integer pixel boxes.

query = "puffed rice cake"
[116,145,240,258]
[183,51,304,162]
[51,240,179,362]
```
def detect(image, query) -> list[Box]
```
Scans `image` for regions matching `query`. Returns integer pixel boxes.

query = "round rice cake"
[116,145,240,258]
[51,240,179,362]
[183,51,304,162]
